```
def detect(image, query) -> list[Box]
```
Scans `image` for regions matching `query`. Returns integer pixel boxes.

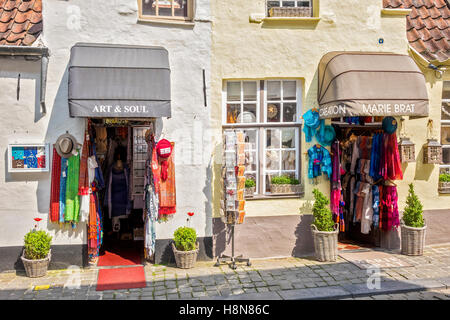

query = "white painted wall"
[0,0,212,247]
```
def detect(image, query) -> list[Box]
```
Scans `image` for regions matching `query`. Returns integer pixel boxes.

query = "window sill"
[250,14,321,24]
[245,193,304,201]
[381,8,412,16]
[137,17,195,26]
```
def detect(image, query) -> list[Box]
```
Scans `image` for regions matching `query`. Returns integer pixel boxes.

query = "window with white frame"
[223,80,302,196]
[139,0,194,22]
[441,82,450,175]
[267,0,313,16]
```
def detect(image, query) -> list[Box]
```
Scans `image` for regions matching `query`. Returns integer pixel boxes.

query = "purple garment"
[331,141,341,189]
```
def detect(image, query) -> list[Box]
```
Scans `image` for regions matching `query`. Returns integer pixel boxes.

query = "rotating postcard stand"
[215,130,251,270]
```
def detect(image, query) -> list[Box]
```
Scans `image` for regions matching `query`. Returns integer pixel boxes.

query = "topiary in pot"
[21,229,52,278]
[172,213,199,269]
[311,189,338,261]
[244,178,256,197]
[401,184,426,256]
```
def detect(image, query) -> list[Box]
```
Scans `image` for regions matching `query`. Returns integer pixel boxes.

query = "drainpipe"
[0,46,50,115]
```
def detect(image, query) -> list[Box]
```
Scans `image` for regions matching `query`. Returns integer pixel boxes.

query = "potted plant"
[438,173,450,193]
[171,212,199,269]
[21,218,52,278]
[401,184,426,256]
[270,175,302,194]
[244,178,256,197]
[310,189,338,262]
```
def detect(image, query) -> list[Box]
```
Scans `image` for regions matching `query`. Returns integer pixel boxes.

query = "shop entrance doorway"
[91,119,153,266]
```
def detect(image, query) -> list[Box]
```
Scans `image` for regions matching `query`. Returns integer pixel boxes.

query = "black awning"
[68,43,171,118]
[318,51,429,119]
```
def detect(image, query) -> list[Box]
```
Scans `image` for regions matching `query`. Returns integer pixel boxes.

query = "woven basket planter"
[401,221,426,256]
[21,249,51,278]
[270,184,303,194]
[172,242,199,269]
[311,224,338,262]
[269,7,312,17]
[244,186,256,198]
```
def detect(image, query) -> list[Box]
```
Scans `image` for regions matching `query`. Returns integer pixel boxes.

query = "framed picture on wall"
[8,144,50,173]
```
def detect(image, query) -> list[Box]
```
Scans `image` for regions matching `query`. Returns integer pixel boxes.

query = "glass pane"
[268,1,281,10]
[227,82,241,101]
[298,0,310,7]
[281,151,296,170]
[282,1,295,7]
[443,81,450,100]
[267,103,281,122]
[243,129,257,150]
[442,102,450,120]
[266,129,280,149]
[265,150,280,170]
[245,173,257,191]
[443,147,450,164]
[267,81,281,101]
[174,0,188,17]
[245,151,257,172]
[282,128,295,148]
[158,0,172,16]
[142,0,156,15]
[226,104,241,124]
[240,104,257,123]
[442,126,450,145]
[283,103,296,122]
[283,81,296,100]
[243,81,257,101]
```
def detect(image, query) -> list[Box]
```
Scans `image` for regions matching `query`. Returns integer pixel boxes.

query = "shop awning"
[68,43,171,118]
[318,52,429,119]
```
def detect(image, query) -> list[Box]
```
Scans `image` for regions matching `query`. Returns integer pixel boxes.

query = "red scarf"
[49,147,61,222]
[158,142,176,216]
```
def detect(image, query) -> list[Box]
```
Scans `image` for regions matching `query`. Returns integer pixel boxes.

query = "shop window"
[223,80,302,197]
[267,0,313,17]
[441,83,450,175]
[138,0,194,22]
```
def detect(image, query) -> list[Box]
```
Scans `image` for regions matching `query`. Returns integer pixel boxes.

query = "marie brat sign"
[318,102,421,119]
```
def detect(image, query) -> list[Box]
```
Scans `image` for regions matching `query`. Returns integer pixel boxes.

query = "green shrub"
[402,183,425,228]
[271,175,300,185]
[439,173,450,182]
[24,230,52,260]
[174,227,197,251]
[245,178,256,188]
[311,189,335,232]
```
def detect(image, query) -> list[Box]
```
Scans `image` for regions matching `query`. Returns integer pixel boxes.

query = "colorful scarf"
[381,133,403,181]
[59,157,68,223]
[380,185,400,231]
[158,142,176,216]
[49,147,61,222]
[78,129,90,196]
[65,153,80,223]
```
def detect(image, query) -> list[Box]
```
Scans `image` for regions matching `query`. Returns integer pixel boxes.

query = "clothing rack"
[214,225,251,270]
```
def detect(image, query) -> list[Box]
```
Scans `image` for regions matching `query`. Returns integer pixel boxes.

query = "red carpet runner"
[96,266,146,291]
[97,248,141,266]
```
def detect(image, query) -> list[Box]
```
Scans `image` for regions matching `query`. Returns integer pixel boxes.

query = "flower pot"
[401,221,426,256]
[438,181,450,193]
[244,186,255,197]
[311,224,338,262]
[21,249,51,278]
[172,242,199,269]
[270,184,303,194]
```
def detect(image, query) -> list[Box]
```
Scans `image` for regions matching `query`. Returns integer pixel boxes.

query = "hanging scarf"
[159,142,176,216]
[49,147,61,222]
[59,157,68,223]
[78,129,90,196]
[380,185,399,231]
[382,133,403,181]
[65,153,80,223]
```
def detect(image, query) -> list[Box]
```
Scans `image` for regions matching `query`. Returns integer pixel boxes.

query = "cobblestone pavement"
[0,243,449,300]
[342,288,450,300]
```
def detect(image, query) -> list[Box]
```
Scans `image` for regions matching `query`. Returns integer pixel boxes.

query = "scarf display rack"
[215,129,251,270]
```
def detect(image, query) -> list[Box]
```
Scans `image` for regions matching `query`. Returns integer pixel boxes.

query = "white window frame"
[222,79,303,197]
[440,99,450,171]
[138,0,194,23]
[268,0,312,8]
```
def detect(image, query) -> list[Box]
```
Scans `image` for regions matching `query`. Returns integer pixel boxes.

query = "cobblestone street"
[0,243,449,300]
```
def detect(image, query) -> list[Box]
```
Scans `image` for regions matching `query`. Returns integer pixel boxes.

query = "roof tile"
[0,0,42,46]
[384,0,450,62]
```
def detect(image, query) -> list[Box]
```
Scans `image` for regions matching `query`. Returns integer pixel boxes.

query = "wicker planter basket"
[438,181,450,194]
[269,7,312,17]
[401,221,426,256]
[270,184,303,194]
[311,224,338,262]
[172,242,199,269]
[21,249,51,278]
[244,186,256,197]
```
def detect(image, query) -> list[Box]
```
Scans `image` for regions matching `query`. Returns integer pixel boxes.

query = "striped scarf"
[49,147,61,222]
[59,157,68,223]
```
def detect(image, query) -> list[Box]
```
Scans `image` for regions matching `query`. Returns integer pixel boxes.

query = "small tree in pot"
[21,218,52,278]
[172,212,199,269]
[401,184,426,256]
[311,189,338,262]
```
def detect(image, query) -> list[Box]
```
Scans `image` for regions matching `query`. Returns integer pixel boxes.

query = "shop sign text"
[319,103,416,117]
[92,105,149,114]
